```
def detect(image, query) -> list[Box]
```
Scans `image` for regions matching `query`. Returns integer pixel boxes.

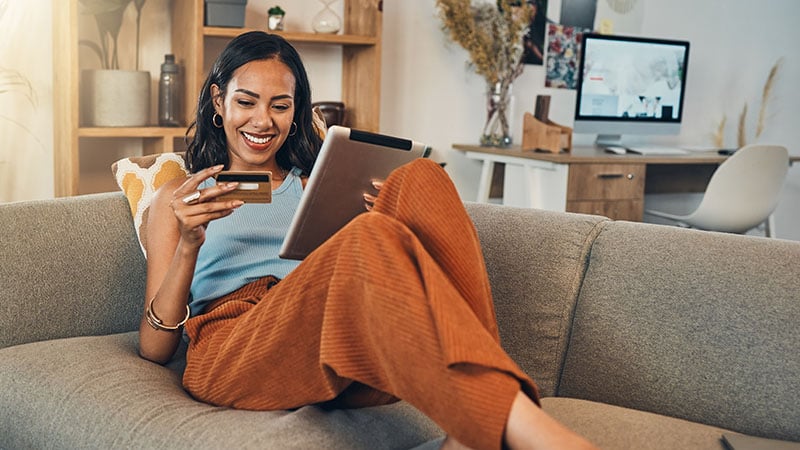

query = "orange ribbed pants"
[183,158,540,450]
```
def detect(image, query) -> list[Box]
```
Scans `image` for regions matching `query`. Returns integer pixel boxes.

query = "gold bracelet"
[145,297,190,332]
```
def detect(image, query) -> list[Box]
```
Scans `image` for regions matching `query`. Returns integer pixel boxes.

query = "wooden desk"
[454,144,799,221]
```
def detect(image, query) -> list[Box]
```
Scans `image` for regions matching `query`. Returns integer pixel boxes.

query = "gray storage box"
[205,0,248,27]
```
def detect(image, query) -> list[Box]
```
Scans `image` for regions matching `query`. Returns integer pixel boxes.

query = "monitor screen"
[573,33,690,146]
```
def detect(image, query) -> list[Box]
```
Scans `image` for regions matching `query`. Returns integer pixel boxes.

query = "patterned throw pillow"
[111,153,188,256]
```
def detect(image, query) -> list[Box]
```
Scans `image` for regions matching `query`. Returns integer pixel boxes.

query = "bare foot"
[504,391,598,450]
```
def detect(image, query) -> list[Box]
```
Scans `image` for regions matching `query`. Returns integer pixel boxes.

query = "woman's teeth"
[243,132,271,144]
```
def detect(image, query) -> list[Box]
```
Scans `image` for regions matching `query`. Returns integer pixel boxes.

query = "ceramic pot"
[81,70,151,127]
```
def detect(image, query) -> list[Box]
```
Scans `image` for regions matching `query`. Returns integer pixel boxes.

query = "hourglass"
[312,0,342,34]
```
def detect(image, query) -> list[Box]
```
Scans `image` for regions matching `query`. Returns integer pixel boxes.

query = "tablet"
[279,126,431,260]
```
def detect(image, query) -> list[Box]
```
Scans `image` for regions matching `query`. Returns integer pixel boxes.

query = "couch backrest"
[465,202,607,397]
[559,220,800,441]
[0,192,145,349]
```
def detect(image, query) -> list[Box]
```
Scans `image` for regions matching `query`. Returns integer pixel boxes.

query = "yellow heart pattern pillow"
[111,153,188,255]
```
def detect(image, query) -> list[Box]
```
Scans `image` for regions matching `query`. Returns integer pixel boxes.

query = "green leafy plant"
[268,6,285,16]
[79,0,147,70]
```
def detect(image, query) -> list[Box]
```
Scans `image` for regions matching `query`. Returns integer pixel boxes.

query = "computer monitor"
[573,33,690,147]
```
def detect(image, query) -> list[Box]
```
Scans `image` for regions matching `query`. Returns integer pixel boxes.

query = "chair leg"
[765,214,776,238]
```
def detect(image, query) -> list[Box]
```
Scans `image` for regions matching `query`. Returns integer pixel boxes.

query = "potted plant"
[268,5,285,31]
[79,0,151,127]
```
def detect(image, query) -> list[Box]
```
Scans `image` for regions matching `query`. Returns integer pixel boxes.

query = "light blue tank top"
[189,167,303,316]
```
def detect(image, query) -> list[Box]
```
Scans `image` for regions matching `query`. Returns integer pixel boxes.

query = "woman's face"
[211,58,296,172]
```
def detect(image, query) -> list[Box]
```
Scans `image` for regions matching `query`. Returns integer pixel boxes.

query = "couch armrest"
[559,221,800,441]
[0,192,145,349]
[465,202,608,396]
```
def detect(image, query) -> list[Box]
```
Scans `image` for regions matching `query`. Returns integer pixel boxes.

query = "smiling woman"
[0,0,53,202]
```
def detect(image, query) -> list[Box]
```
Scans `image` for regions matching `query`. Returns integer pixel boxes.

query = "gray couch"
[1,192,798,449]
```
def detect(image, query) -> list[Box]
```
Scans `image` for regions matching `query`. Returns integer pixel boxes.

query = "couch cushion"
[541,397,732,449]
[0,332,441,449]
[560,221,800,441]
[465,203,608,397]
[0,192,145,349]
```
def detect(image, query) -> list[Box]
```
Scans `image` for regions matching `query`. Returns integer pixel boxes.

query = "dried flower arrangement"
[436,0,532,86]
[435,0,533,146]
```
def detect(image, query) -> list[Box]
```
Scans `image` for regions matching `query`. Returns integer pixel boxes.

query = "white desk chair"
[645,144,789,237]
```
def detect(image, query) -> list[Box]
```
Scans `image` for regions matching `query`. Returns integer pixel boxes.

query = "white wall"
[381,0,800,240]
[4,0,798,239]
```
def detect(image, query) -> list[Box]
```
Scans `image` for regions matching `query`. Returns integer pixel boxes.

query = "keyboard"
[625,146,689,155]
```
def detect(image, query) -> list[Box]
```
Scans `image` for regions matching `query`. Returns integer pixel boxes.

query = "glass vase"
[481,81,514,147]
[312,0,342,34]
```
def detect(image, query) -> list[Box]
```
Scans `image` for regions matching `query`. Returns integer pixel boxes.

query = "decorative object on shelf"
[267,5,285,31]
[158,54,182,127]
[435,0,532,147]
[483,81,515,147]
[312,101,345,128]
[204,0,248,28]
[79,0,151,127]
[81,70,150,126]
[312,0,342,34]
[521,95,572,153]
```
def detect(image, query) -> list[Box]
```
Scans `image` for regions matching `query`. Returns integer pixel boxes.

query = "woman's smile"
[241,131,274,151]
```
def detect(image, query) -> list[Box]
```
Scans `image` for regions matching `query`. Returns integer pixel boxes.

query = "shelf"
[78,127,189,138]
[78,127,190,154]
[204,27,378,46]
[54,0,382,197]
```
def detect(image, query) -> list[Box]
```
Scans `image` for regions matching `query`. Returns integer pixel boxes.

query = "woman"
[141,31,596,450]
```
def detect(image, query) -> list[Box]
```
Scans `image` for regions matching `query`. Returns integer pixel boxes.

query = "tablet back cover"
[279,126,429,260]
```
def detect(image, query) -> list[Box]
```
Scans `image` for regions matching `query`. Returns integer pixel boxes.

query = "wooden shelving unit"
[53,0,383,197]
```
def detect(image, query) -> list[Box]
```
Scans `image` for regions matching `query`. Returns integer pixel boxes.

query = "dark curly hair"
[185,31,322,175]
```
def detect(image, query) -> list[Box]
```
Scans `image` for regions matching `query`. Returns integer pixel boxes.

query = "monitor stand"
[595,134,623,147]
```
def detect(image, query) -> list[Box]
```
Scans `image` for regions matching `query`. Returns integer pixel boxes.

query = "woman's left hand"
[363,180,383,211]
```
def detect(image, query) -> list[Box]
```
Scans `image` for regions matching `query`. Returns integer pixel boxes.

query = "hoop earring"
[212,113,223,128]
[288,122,297,136]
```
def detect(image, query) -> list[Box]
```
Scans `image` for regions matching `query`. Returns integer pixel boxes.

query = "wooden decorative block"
[521,113,573,153]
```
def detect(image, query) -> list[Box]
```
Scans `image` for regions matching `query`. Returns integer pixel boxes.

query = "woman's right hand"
[139,164,245,364]
[169,164,244,249]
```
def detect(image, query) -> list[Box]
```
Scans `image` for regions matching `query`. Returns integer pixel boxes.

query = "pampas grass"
[737,103,748,148]
[756,57,782,138]
[712,115,726,148]
[712,57,783,148]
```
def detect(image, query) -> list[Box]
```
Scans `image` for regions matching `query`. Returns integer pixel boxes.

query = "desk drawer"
[567,200,643,221]
[567,163,645,201]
